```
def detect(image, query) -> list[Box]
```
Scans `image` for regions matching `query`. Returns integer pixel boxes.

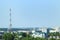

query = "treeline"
[1,32,60,40]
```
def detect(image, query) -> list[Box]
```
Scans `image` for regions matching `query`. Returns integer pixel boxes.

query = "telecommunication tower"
[8,8,12,32]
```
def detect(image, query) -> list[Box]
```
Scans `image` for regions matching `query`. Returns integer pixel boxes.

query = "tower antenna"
[9,8,12,32]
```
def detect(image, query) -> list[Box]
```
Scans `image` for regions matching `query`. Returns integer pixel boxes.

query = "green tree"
[2,32,15,40]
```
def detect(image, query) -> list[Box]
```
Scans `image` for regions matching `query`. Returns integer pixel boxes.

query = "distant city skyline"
[0,0,60,28]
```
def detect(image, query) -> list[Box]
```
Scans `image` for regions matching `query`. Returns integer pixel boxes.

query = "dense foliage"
[2,32,15,40]
[2,32,60,40]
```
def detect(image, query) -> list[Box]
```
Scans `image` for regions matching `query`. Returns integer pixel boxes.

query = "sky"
[0,0,60,28]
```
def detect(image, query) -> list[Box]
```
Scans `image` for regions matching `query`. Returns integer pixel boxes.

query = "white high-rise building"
[50,27,60,33]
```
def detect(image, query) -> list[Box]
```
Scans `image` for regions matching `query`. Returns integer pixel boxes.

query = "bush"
[49,38,56,40]
[2,33,14,40]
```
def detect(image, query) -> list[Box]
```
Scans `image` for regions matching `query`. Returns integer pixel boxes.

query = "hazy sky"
[0,0,60,28]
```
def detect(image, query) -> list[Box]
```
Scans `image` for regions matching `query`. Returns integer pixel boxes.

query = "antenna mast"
[9,8,12,32]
